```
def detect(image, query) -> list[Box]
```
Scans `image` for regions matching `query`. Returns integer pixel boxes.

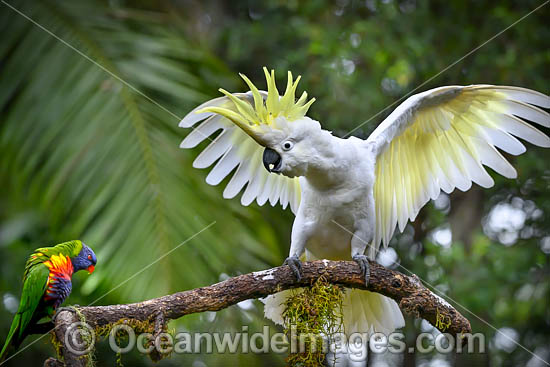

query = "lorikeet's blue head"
[71,243,97,274]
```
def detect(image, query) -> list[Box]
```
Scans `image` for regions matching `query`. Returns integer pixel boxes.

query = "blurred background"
[0,0,549,366]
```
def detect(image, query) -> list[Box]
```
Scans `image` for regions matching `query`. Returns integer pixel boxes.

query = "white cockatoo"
[179,68,550,335]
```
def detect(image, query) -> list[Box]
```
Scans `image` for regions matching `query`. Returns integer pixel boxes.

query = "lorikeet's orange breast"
[43,254,74,307]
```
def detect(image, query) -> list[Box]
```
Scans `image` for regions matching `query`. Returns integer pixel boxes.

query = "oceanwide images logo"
[65,323,485,361]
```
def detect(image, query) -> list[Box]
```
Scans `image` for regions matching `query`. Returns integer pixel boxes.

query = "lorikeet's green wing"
[18,264,51,336]
[0,264,49,362]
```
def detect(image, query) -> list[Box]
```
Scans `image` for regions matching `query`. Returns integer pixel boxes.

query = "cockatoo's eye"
[282,140,294,151]
[88,255,92,260]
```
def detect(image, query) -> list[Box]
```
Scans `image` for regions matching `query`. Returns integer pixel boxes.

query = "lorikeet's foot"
[353,254,370,286]
[283,255,303,281]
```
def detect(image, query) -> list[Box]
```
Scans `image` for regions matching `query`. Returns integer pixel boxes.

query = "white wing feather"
[179,92,301,213]
[367,85,550,249]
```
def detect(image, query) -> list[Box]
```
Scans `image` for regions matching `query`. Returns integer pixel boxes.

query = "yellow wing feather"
[369,85,550,248]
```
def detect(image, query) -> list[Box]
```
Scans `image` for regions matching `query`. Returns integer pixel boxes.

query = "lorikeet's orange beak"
[87,265,95,274]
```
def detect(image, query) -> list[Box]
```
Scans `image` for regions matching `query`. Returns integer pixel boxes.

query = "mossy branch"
[43,260,471,366]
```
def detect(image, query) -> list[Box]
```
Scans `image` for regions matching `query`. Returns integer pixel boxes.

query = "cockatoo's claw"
[352,254,370,286]
[283,255,303,281]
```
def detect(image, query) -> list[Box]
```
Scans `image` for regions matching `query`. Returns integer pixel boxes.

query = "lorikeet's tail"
[0,314,22,363]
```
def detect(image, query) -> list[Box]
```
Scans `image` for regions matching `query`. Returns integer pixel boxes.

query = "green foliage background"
[0,0,548,366]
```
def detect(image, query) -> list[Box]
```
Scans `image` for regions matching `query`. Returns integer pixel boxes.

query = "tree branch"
[46,260,471,366]
[48,310,87,367]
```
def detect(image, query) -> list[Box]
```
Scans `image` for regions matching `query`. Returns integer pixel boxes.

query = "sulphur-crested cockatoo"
[179,68,550,335]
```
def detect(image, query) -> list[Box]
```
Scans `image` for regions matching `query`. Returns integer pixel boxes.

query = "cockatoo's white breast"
[298,136,376,260]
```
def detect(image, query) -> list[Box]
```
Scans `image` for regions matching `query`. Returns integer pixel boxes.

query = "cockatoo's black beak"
[263,148,282,173]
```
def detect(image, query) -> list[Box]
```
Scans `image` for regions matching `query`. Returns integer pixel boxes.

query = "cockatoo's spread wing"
[179,92,301,213]
[366,85,550,249]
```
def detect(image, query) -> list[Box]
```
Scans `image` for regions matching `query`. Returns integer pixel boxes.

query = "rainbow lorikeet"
[0,240,96,362]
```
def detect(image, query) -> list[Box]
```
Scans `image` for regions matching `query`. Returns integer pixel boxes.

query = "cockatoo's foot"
[352,254,370,286]
[283,255,303,281]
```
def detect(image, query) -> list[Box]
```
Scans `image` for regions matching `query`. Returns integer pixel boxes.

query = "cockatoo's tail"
[196,68,315,146]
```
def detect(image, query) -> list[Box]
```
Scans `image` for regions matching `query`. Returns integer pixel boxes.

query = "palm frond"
[0,0,286,303]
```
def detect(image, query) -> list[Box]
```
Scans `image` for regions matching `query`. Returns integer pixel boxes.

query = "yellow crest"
[196,67,315,142]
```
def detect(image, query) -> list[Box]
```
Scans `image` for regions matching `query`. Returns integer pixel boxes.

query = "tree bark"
[44,260,471,366]
[50,310,89,367]
[44,357,65,367]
